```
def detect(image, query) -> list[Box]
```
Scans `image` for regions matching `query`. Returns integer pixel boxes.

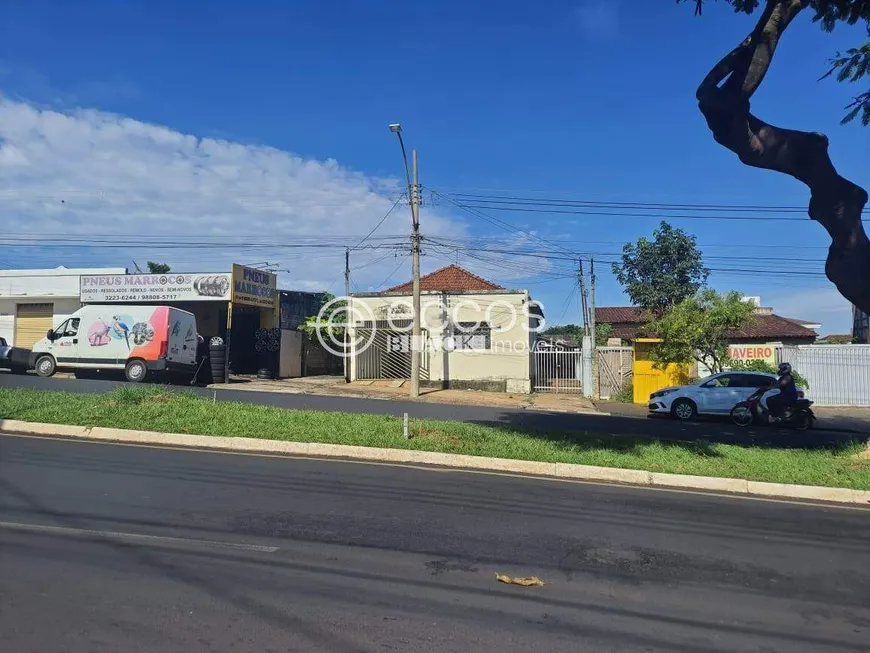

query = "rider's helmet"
[777,362,792,376]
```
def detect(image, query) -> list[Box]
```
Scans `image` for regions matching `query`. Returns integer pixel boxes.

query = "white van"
[31,305,199,383]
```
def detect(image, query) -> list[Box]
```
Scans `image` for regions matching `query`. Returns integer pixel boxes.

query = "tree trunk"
[696,0,870,315]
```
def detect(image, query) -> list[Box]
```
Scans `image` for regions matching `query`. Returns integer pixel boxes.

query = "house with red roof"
[348,265,541,393]
[596,301,818,370]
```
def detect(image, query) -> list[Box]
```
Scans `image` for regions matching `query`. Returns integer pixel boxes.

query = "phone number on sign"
[84,293,183,302]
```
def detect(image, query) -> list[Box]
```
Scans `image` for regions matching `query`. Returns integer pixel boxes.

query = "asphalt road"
[1,434,869,652]
[0,373,863,447]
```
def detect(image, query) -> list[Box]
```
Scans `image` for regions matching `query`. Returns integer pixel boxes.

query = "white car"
[648,371,783,421]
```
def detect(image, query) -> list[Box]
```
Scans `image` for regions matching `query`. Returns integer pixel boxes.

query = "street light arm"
[393,131,413,197]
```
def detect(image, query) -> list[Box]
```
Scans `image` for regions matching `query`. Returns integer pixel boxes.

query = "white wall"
[0,297,83,345]
[0,267,126,346]
[349,291,534,392]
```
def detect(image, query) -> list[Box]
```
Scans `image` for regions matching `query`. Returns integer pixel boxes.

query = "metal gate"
[778,344,870,406]
[597,346,633,400]
[533,347,583,393]
[354,327,429,381]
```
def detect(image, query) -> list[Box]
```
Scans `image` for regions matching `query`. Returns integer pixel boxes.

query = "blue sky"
[1,0,867,333]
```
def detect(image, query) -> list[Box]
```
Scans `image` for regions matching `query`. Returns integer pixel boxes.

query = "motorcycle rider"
[765,362,798,420]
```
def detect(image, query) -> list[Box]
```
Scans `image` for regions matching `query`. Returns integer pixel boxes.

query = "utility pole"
[590,257,599,400]
[344,247,350,383]
[409,149,422,398]
[388,123,422,398]
[578,259,590,337]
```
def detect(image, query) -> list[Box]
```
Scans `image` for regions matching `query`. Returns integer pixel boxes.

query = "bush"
[729,359,809,390]
[612,381,634,403]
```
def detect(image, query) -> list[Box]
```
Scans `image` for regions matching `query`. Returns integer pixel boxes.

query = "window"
[58,318,80,338]
[745,374,773,388]
[704,374,736,388]
[453,322,491,350]
[0,337,7,347]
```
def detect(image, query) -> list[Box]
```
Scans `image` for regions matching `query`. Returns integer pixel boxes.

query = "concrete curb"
[1,419,867,506]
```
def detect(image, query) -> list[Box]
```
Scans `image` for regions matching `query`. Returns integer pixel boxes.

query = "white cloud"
[0,96,470,292]
[765,286,853,335]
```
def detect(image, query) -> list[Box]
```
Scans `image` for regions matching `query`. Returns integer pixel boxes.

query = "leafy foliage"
[612,380,634,404]
[648,289,756,374]
[728,358,810,390]
[300,292,346,341]
[146,261,171,274]
[821,43,870,125]
[612,221,710,316]
[541,322,615,346]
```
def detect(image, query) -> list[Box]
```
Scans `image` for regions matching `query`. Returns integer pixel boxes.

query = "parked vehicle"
[730,385,815,431]
[648,371,793,421]
[0,337,11,369]
[30,305,198,383]
[0,337,29,374]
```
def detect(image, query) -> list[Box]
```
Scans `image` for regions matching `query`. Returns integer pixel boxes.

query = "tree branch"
[696,0,870,314]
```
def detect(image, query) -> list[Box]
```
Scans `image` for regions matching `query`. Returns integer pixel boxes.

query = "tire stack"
[209,336,227,384]
[254,328,280,379]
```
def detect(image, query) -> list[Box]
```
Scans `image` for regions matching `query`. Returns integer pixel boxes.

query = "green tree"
[649,289,756,374]
[300,292,346,341]
[680,0,869,315]
[612,222,710,316]
[729,359,810,390]
[540,322,614,346]
[146,261,171,274]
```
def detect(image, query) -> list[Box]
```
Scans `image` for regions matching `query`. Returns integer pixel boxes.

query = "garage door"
[14,303,54,349]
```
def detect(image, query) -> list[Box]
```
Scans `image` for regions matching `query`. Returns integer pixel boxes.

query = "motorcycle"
[730,386,815,431]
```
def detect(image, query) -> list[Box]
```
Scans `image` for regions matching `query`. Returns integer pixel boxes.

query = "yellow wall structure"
[633,339,691,404]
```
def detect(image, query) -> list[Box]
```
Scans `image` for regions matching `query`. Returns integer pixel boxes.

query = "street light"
[389,122,421,398]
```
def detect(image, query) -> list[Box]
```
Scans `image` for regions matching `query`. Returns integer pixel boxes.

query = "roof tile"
[595,306,817,340]
[385,264,503,293]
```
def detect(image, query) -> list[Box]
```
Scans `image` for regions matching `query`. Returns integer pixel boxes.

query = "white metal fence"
[778,344,870,406]
[533,347,583,393]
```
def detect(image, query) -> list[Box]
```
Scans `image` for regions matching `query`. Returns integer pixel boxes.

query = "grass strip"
[1,386,867,490]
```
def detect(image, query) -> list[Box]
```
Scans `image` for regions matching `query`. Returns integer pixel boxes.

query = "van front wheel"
[125,359,148,383]
[35,355,56,378]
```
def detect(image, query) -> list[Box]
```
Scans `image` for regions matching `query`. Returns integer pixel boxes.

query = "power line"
[451,202,870,223]
[375,255,410,290]
[350,196,404,251]
[430,190,579,256]
[434,188,870,215]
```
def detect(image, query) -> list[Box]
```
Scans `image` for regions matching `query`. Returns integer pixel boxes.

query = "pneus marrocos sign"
[231,264,278,309]
[80,274,232,303]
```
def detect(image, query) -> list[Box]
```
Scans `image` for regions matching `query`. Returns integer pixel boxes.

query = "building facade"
[0,267,127,349]
[348,265,539,393]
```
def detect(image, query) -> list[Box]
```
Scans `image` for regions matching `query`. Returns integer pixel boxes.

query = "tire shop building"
[0,266,127,349]
[79,264,281,376]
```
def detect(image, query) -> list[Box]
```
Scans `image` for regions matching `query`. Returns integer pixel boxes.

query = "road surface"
[0,373,862,446]
[1,433,868,652]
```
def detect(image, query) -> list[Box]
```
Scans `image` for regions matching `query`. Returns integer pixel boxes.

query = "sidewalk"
[210,375,603,414]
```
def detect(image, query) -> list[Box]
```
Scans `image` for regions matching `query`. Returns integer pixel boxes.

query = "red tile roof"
[595,306,817,341]
[385,264,503,293]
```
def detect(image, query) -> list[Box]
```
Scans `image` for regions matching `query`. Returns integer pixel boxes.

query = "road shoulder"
[2,418,868,507]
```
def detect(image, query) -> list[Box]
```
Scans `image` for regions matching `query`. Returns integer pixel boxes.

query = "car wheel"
[671,398,697,421]
[35,355,56,378]
[125,359,148,383]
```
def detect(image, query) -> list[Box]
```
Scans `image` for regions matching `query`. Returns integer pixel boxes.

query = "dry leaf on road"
[495,573,545,587]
